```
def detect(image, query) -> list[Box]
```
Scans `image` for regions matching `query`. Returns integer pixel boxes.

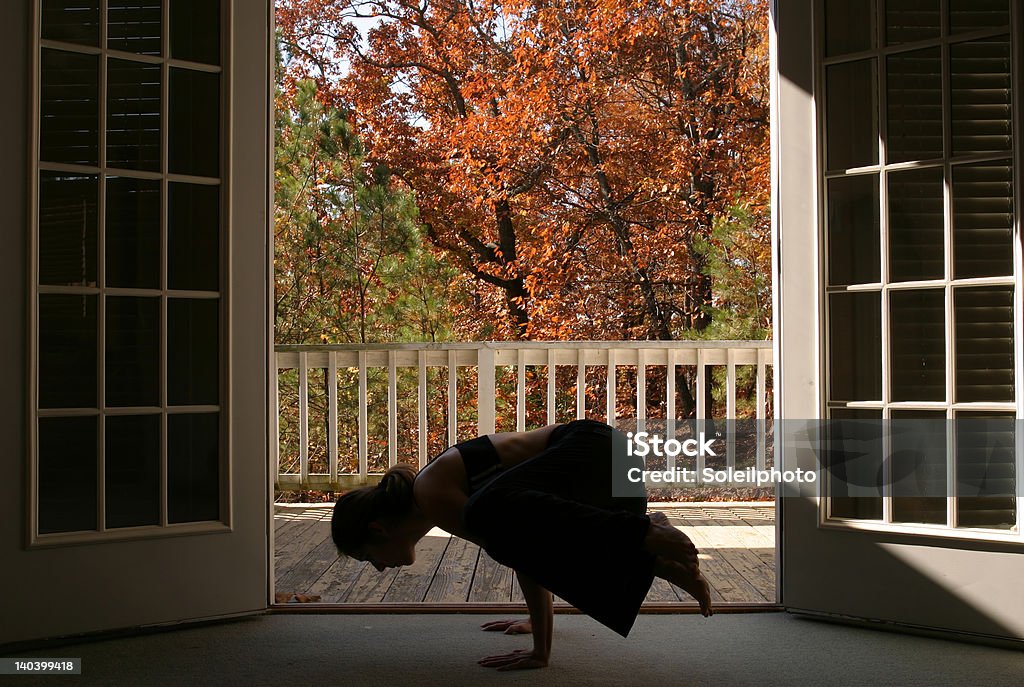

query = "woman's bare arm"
[517,572,552,659]
[477,572,551,670]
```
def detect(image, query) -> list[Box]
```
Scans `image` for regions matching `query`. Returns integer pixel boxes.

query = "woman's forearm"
[516,571,553,659]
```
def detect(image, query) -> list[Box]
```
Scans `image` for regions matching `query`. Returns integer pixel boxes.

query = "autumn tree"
[275,77,462,344]
[276,0,770,419]
[276,72,476,482]
[277,0,768,345]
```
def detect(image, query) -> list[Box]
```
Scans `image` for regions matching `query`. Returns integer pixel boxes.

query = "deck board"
[274,503,776,606]
[383,530,450,603]
[646,576,683,603]
[275,530,340,593]
[344,561,402,603]
[424,536,480,603]
[306,555,362,601]
[678,525,764,603]
[274,509,332,577]
[469,550,515,603]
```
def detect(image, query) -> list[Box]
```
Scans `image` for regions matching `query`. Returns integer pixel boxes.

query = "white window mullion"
[96,0,109,534]
[159,0,171,528]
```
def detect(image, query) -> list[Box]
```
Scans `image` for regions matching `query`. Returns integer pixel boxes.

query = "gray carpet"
[5,612,1022,686]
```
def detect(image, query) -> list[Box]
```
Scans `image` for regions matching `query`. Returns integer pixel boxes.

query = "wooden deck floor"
[274,503,776,606]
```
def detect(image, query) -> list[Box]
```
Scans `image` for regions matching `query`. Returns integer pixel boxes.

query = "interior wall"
[0,0,32,640]
[775,0,1024,642]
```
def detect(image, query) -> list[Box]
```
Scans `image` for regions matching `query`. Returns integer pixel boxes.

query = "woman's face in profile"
[357,526,416,571]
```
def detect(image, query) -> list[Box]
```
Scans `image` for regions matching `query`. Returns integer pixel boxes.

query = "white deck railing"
[274,341,773,490]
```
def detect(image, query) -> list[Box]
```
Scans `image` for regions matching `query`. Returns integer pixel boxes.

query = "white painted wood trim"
[298,351,308,484]
[447,349,457,447]
[387,350,397,468]
[328,351,338,482]
[417,349,427,467]
[477,346,496,434]
[357,350,367,480]
[546,349,556,424]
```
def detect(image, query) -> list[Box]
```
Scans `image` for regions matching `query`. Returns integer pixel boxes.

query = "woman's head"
[331,463,419,571]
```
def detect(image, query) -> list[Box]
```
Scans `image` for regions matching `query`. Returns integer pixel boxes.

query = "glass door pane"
[890,411,947,525]
[826,59,878,170]
[889,289,945,402]
[828,174,880,285]
[955,413,1015,529]
[954,287,1014,403]
[887,167,944,282]
[829,292,882,401]
[886,48,943,163]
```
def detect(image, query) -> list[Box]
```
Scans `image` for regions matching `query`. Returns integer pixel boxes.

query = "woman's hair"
[331,463,417,556]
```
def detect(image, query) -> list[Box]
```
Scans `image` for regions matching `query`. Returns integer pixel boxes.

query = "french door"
[775,0,1024,641]
[0,0,271,645]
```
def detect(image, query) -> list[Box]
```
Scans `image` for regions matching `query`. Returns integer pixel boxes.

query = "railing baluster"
[727,348,736,475]
[517,348,526,432]
[695,348,706,422]
[637,348,646,428]
[667,348,676,472]
[272,360,281,485]
[576,349,587,420]
[606,348,617,426]
[298,351,309,488]
[328,351,338,484]
[727,348,736,420]
[756,347,767,471]
[448,349,458,447]
[388,350,397,468]
[477,346,496,434]
[418,350,427,467]
[696,348,705,484]
[547,349,556,425]
[358,350,368,481]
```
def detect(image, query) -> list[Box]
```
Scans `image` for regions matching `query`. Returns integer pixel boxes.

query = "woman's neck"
[405,506,436,543]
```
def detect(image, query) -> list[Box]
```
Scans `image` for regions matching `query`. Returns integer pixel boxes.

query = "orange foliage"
[277,0,769,341]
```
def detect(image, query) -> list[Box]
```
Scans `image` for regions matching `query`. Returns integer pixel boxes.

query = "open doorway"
[270,0,777,612]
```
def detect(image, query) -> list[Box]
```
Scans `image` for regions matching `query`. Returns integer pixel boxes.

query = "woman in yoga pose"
[331,419,713,671]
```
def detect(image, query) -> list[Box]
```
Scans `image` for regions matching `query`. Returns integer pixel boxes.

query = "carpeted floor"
[5,612,1022,686]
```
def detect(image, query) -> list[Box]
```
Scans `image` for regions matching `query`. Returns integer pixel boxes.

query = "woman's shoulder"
[415,447,467,491]
[412,450,479,543]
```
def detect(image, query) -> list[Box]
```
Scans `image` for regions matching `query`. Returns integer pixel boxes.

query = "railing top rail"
[275,340,773,353]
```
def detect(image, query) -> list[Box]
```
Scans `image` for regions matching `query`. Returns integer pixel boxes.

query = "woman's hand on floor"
[480,618,532,634]
[478,649,548,670]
